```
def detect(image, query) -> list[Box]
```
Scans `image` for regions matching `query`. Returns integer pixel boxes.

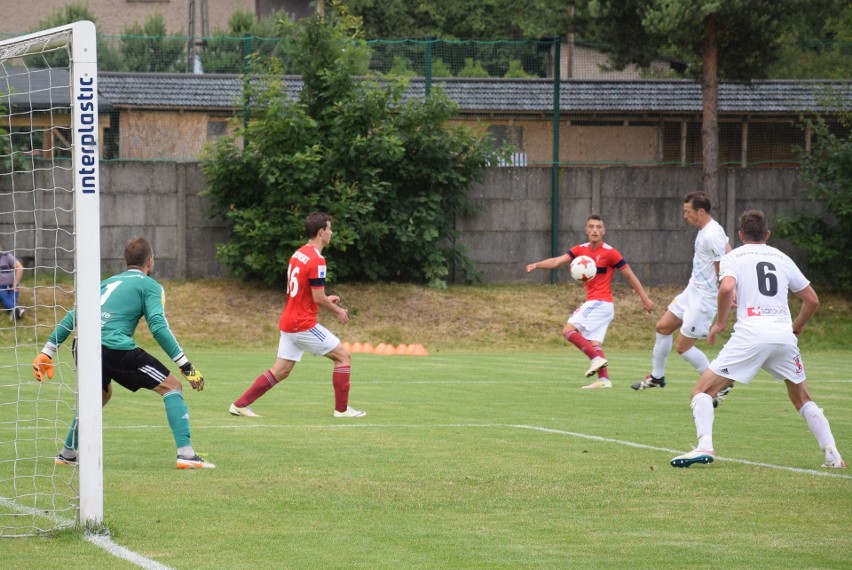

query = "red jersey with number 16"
[569,242,627,302]
[279,244,327,333]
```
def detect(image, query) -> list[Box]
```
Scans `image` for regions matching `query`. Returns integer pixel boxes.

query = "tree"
[201,10,499,287]
[570,0,833,205]
[776,111,852,291]
[33,3,123,70]
[765,2,852,79]
[456,57,489,78]
[120,14,186,73]
[199,9,296,74]
[344,0,571,39]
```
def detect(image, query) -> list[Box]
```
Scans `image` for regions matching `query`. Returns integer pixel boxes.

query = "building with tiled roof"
[3,67,849,165]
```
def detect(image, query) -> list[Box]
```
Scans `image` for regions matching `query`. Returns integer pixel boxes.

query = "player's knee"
[328,343,351,365]
[160,374,183,393]
[271,367,290,382]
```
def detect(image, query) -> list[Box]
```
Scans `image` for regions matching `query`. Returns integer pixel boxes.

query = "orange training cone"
[410,344,429,356]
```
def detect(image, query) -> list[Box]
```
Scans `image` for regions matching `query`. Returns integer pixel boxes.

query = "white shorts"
[567,300,614,344]
[709,333,806,384]
[668,286,716,339]
[277,324,340,362]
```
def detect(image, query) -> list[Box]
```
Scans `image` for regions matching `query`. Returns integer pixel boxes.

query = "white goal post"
[0,21,102,536]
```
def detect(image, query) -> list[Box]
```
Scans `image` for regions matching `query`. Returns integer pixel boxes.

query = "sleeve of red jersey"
[307,257,328,288]
[608,247,627,269]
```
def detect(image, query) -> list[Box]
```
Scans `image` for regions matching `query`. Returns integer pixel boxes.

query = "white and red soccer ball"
[570,255,597,282]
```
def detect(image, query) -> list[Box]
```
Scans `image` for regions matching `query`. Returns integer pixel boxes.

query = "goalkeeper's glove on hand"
[33,353,54,382]
[180,362,204,391]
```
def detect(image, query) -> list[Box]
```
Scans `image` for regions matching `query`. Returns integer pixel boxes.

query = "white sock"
[691,393,715,451]
[651,333,672,378]
[177,446,196,459]
[799,401,839,460]
[680,346,710,374]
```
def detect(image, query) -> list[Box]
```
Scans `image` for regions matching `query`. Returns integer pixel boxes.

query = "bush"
[776,113,852,291]
[201,12,500,287]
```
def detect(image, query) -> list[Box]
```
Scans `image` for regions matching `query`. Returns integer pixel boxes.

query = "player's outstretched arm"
[526,254,572,273]
[32,312,75,381]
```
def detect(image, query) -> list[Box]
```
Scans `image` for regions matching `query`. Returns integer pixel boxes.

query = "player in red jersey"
[229,212,365,418]
[526,215,654,389]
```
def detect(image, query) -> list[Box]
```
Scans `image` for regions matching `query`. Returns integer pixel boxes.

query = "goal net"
[0,21,102,537]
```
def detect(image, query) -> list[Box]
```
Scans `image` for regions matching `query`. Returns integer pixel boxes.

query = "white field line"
[205,377,852,386]
[84,532,175,570]
[108,421,852,480]
[507,423,852,480]
[0,497,173,570]
[0,496,72,528]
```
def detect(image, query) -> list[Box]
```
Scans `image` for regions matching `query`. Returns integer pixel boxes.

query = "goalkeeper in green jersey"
[32,236,214,469]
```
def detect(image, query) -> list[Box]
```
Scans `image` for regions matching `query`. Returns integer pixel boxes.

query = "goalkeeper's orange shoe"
[55,454,78,466]
[176,455,215,469]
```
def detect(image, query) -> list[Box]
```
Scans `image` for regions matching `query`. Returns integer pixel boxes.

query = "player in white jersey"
[632,192,732,405]
[671,210,845,469]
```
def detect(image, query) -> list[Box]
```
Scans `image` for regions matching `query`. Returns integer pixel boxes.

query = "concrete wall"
[0,162,807,285]
[459,166,806,286]
[0,162,228,279]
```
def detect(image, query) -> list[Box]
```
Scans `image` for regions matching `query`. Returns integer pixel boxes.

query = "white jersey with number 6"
[720,243,810,344]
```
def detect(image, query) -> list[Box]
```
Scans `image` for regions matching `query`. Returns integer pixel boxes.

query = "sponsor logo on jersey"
[318,265,327,278]
[746,305,789,317]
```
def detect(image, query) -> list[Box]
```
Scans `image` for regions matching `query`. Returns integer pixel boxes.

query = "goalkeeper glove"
[180,362,204,391]
[33,353,54,382]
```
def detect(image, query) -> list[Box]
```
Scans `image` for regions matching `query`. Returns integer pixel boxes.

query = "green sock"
[163,391,191,449]
[63,416,79,454]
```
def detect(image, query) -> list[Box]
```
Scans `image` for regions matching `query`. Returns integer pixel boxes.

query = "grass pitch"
[5,348,850,569]
[2,281,851,568]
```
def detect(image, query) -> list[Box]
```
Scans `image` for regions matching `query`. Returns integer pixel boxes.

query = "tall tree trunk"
[701,14,719,207]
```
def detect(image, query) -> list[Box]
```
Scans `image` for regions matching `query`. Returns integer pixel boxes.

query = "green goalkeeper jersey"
[46,269,185,361]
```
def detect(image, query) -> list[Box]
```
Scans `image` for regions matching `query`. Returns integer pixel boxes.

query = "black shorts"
[102,346,171,393]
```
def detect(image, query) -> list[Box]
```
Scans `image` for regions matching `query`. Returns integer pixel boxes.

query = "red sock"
[564,330,598,360]
[332,366,351,412]
[595,347,609,378]
[234,370,277,407]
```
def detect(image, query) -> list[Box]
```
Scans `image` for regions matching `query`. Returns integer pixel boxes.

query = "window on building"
[207,120,228,141]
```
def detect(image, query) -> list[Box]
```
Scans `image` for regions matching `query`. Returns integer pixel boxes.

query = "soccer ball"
[570,255,597,282]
